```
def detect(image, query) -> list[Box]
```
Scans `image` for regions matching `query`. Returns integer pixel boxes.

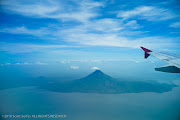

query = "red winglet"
[140,46,152,59]
[141,47,152,52]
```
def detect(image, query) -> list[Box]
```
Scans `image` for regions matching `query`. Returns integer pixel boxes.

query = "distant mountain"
[40,70,178,94]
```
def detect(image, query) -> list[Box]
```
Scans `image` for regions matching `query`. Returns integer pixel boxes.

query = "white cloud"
[0,2,178,51]
[117,6,176,21]
[23,62,30,65]
[91,60,102,62]
[0,42,80,53]
[1,62,30,66]
[131,59,148,63]
[117,6,153,19]
[56,16,178,49]
[63,32,177,48]
[124,20,141,29]
[60,60,102,63]
[0,18,135,39]
[70,60,89,62]
[0,62,49,66]
[0,26,49,37]
[170,22,180,28]
[0,18,155,51]
[86,18,124,32]
[0,0,103,22]
[15,62,30,65]
[60,60,70,64]
[92,67,100,70]
[132,60,141,63]
[58,18,141,35]
[0,26,178,52]
[35,62,48,65]
[70,66,79,69]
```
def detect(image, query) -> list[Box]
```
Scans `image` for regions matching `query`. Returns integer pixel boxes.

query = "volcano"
[40,70,177,94]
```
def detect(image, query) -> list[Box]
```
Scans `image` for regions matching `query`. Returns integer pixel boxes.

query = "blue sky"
[0,0,180,80]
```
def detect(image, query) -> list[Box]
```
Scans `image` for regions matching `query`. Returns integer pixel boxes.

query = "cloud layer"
[117,6,176,21]
[0,0,180,55]
[0,0,103,22]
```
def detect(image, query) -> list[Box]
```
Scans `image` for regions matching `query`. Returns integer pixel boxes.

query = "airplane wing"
[141,46,180,73]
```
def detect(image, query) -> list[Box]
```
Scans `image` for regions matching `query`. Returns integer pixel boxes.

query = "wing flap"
[155,65,180,73]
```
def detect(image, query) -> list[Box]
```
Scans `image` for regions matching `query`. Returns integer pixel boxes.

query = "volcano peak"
[93,70,103,74]
[85,70,112,80]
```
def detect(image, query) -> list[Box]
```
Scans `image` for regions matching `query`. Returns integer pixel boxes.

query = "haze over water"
[0,84,180,120]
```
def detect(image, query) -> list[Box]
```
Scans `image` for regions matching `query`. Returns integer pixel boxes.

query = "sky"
[0,0,180,80]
